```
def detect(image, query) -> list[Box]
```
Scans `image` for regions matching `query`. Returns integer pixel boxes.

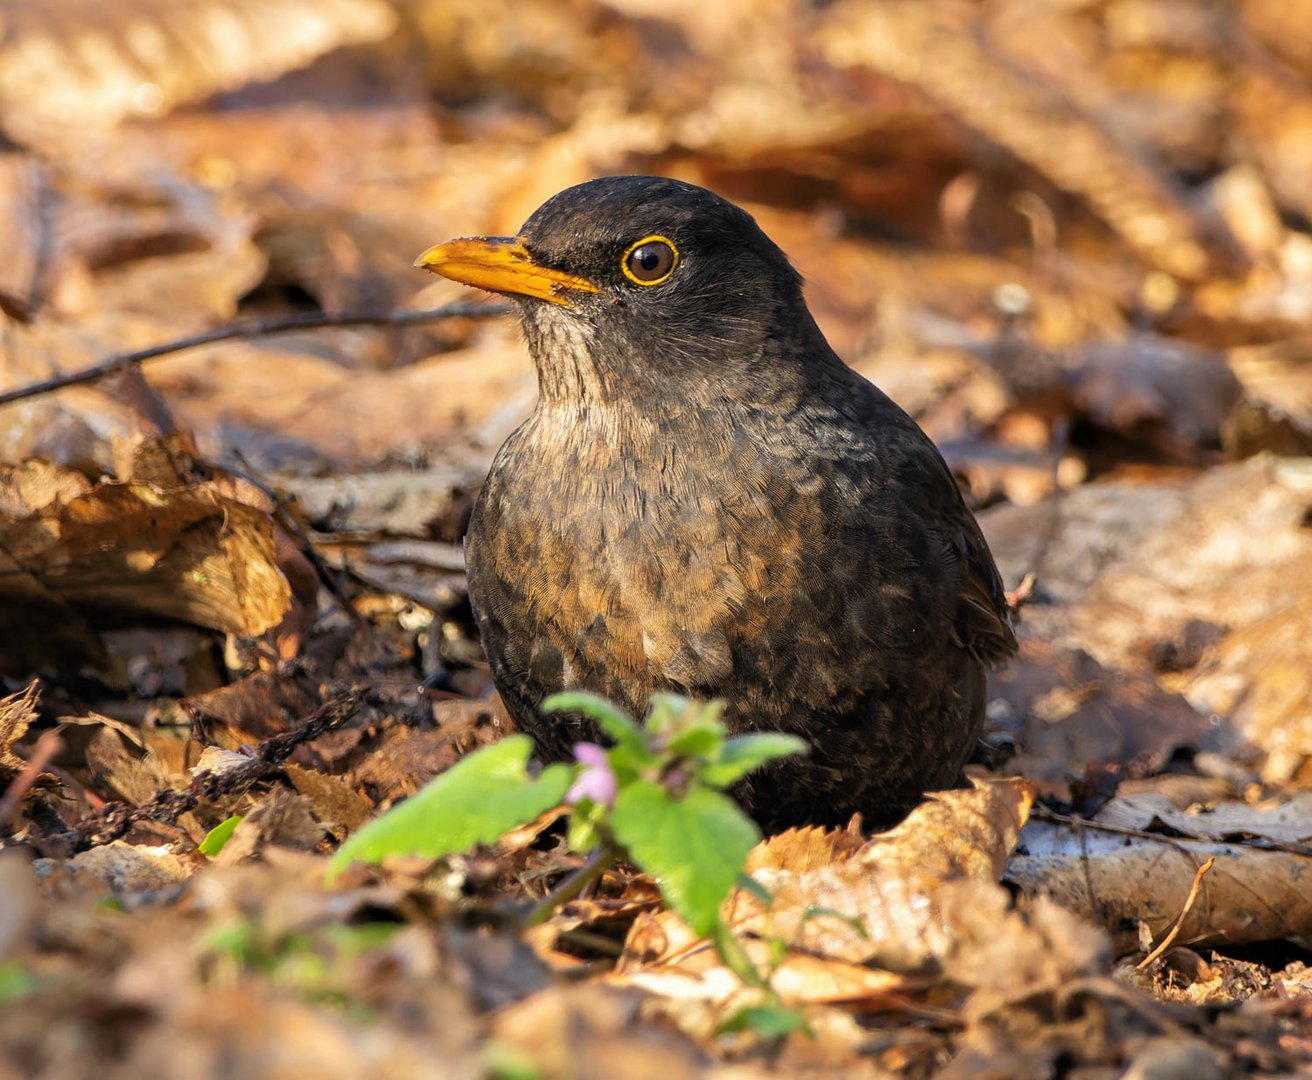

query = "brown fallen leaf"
[85,726,180,808]
[184,669,323,746]
[490,983,712,1080]
[0,681,40,779]
[213,788,327,866]
[1097,791,1312,848]
[0,0,398,148]
[46,840,199,900]
[616,917,913,1009]
[620,778,1034,989]
[282,763,374,837]
[0,446,291,677]
[817,0,1215,280]
[1188,599,1312,782]
[987,639,1218,797]
[0,850,39,962]
[981,458,1312,780]
[1064,332,1241,447]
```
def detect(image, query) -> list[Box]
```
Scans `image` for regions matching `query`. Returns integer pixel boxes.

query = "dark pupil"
[629,242,672,280]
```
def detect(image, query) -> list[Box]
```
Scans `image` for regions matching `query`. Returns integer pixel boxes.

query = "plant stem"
[523,842,619,927]
[712,917,772,993]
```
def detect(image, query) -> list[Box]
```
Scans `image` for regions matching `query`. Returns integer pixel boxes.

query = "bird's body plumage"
[422,176,1015,830]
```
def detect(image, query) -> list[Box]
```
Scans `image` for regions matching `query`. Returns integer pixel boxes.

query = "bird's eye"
[621,236,679,285]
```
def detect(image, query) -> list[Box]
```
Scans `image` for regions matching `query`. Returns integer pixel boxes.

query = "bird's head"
[416,176,828,404]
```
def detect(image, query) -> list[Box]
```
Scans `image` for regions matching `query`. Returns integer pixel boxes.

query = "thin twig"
[1031,805,1312,858]
[0,729,64,829]
[0,300,512,408]
[1136,856,1216,970]
[70,685,368,852]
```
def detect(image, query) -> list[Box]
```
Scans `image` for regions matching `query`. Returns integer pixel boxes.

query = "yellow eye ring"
[621,235,679,286]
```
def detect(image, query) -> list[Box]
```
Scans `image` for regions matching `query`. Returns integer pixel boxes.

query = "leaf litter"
[2,0,1312,1076]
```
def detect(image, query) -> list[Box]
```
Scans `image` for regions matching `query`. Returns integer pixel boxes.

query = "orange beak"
[414,236,600,307]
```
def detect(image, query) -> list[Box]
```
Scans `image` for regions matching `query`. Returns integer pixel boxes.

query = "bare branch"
[70,685,369,852]
[0,300,512,409]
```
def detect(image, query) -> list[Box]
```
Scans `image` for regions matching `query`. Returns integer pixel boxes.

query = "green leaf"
[700,732,809,788]
[663,722,724,758]
[565,798,606,853]
[327,737,572,881]
[644,695,723,741]
[610,779,760,936]
[542,692,650,760]
[0,961,38,1005]
[718,1004,811,1039]
[198,814,243,857]
[484,1040,544,1080]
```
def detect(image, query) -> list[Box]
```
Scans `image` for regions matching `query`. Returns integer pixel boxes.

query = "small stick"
[70,685,367,852]
[1135,856,1216,970]
[1032,805,1312,858]
[0,300,511,409]
[0,729,63,829]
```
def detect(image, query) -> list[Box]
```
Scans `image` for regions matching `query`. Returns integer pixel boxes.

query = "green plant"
[198,813,242,857]
[328,693,809,1034]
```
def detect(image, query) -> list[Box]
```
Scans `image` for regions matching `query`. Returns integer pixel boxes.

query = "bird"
[415,176,1016,831]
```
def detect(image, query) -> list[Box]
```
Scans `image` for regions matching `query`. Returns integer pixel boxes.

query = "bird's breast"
[467,405,827,700]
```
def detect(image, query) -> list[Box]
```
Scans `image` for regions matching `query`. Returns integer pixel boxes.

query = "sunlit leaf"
[198,814,242,857]
[610,779,759,936]
[328,736,572,880]
[700,732,809,788]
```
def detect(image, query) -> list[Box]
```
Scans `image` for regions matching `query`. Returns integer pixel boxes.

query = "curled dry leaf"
[43,840,199,901]
[731,778,1035,971]
[616,912,912,1011]
[816,0,1215,280]
[0,450,291,677]
[1097,791,1312,849]
[987,639,1216,796]
[1007,811,1312,952]
[0,681,40,779]
[0,0,397,148]
[619,777,1036,999]
[983,458,1312,778]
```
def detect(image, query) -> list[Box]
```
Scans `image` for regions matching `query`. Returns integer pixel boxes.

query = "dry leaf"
[0,851,39,963]
[988,639,1217,794]
[621,778,1035,984]
[0,0,397,147]
[213,788,326,866]
[282,763,374,836]
[1097,792,1312,848]
[0,445,292,676]
[817,0,1214,279]
[53,841,198,898]
[0,682,40,777]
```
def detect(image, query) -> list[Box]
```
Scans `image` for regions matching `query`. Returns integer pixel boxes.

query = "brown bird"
[416,176,1015,831]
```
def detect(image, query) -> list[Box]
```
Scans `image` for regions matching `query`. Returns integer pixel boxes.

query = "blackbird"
[416,176,1016,830]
